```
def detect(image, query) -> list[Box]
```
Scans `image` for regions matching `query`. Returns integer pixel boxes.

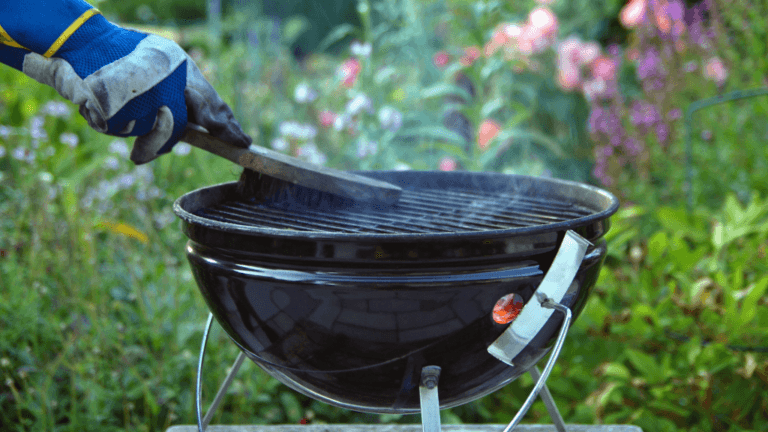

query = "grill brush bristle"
[236,168,358,210]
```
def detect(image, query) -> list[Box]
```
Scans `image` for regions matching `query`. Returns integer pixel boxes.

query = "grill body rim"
[173,171,619,241]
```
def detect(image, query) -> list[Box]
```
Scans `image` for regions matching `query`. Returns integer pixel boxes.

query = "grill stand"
[190,301,578,432]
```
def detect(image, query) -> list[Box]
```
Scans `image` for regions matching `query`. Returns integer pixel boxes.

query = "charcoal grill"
[172,170,622,432]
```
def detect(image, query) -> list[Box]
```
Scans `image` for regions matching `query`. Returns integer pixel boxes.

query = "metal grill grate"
[195,188,593,234]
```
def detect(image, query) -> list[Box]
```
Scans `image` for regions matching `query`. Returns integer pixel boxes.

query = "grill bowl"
[174,171,618,414]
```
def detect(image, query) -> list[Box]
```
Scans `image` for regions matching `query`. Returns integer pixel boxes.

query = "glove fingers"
[130,106,175,165]
[185,62,252,148]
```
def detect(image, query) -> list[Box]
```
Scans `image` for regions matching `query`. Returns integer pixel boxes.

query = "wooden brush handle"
[181,123,402,205]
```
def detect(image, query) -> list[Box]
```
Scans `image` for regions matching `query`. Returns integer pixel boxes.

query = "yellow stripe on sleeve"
[0,24,28,50]
[43,9,102,58]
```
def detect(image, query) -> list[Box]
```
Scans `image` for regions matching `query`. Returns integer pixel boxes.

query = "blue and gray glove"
[0,0,251,163]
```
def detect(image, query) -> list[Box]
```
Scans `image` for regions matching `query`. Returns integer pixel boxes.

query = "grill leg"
[502,299,572,432]
[419,366,442,432]
[196,313,247,432]
[529,367,566,432]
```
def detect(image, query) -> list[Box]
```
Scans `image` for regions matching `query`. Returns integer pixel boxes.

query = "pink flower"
[591,56,617,82]
[484,27,511,57]
[318,110,336,128]
[653,0,672,35]
[433,51,451,68]
[704,57,727,85]
[460,46,481,66]
[338,58,361,87]
[557,64,581,91]
[528,7,558,39]
[439,157,457,171]
[477,119,501,150]
[577,41,600,66]
[620,0,646,29]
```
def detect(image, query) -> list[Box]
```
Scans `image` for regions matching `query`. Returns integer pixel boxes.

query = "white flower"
[30,116,47,141]
[333,114,347,131]
[356,138,378,158]
[38,172,53,183]
[0,126,11,139]
[351,41,372,58]
[279,121,317,140]
[394,162,411,171]
[293,82,318,104]
[117,174,136,189]
[95,180,119,201]
[172,142,191,156]
[346,94,374,116]
[59,132,79,148]
[109,140,130,157]
[134,165,154,184]
[378,106,403,132]
[42,101,71,118]
[296,142,327,165]
[12,147,34,163]
[154,211,175,229]
[271,138,289,151]
[104,156,120,170]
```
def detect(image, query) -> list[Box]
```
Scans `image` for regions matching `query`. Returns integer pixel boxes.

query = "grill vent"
[195,188,592,234]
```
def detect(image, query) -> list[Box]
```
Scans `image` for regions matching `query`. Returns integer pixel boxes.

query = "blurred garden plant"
[2,0,768,431]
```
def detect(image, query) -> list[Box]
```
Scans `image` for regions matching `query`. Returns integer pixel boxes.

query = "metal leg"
[196,313,247,432]
[502,298,572,432]
[529,367,567,432]
[419,366,442,432]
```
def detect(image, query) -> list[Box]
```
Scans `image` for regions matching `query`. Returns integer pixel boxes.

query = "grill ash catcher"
[170,171,642,432]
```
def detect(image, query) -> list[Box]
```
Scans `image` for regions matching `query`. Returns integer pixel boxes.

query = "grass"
[2,0,768,431]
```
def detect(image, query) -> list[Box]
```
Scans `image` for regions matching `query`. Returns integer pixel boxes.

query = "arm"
[0,1,251,163]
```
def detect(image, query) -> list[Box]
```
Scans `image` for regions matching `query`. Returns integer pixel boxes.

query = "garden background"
[1,0,767,431]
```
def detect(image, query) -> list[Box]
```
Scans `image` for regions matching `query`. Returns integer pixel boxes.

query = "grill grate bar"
[196,187,594,234]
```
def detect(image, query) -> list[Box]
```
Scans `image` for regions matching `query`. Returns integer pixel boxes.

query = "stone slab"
[167,425,643,432]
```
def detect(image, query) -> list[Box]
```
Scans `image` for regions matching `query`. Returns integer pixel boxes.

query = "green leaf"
[646,231,668,263]
[741,276,768,326]
[418,142,467,159]
[625,349,665,384]
[480,98,505,118]
[480,57,505,80]
[603,362,631,380]
[282,16,309,45]
[399,126,467,145]
[280,392,303,423]
[420,83,473,103]
[316,23,356,53]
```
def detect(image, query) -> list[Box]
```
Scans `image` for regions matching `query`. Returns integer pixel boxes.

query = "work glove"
[0,0,251,164]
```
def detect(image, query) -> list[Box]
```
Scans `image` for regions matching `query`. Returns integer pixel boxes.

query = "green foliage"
[2,0,768,431]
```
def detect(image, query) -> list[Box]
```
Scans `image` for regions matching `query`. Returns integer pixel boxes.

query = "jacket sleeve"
[0,0,99,57]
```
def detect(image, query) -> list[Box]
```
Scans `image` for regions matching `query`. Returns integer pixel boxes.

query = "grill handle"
[487,230,590,365]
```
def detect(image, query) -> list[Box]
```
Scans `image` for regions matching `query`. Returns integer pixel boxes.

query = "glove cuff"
[0,0,99,56]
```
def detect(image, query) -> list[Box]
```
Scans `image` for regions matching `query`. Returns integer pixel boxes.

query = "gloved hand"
[0,0,251,164]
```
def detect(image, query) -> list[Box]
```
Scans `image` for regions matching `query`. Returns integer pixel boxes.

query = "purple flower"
[624,137,642,156]
[667,108,682,120]
[655,122,669,144]
[588,106,604,134]
[636,47,661,80]
[684,61,697,72]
